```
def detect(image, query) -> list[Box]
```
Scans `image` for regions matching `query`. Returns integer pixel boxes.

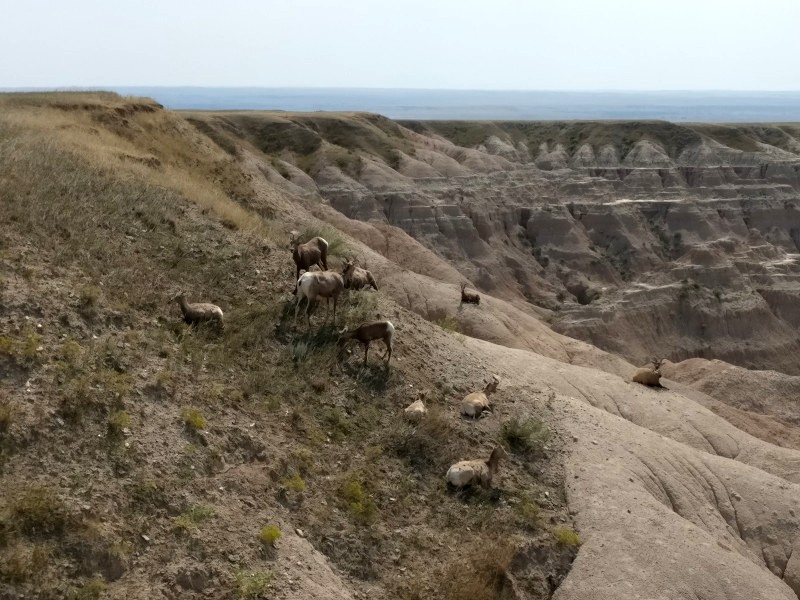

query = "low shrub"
[181,408,206,431]
[501,417,549,456]
[259,524,282,546]
[554,526,581,547]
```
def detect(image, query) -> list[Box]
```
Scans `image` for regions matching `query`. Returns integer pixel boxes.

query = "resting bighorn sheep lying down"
[342,259,378,291]
[290,231,329,293]
[170,293,224,329]
[404,393,427,422]
[632,358,665,387]
[294,271,345,325]
[446,445,507,489]
[461,375,500,419]
[338,321,395,367]
[460,282,480,305]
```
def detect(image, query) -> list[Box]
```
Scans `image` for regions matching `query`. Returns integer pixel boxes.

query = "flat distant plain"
[4,87,800,121]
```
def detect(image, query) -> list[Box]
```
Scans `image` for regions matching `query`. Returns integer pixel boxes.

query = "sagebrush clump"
[501,417,549,455]
[259,524,282,546]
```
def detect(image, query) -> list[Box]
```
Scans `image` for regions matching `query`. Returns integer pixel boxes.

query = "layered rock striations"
[191,113,800,373]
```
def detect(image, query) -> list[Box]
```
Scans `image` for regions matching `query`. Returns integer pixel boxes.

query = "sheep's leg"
[304,296,313,328]
[384,339,392,365]
[363,342,369,366]
[294,267,300,294]
[332,295,337,325]
[293,294,302,322]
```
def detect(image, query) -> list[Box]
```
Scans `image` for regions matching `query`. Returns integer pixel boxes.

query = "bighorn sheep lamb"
[632,358,665,387]
[404,393,427,422]
[170,293,224,329]
[460,282,480,305]
[342,259,378,291]
[290,230,329,293]
[461,375,500,419]
[338,321,395,366]
[446,445,507,489]
[294,271,345,325]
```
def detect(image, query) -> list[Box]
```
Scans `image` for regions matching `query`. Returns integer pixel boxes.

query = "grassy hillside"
[0,93,573,599]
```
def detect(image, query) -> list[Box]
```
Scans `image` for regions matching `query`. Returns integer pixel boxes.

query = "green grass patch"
[174,504,215,531]
[434,315,461,334]
[500,417,549,456]
[259,524,282,546]
[554,526,581,547]
[339,475,378,526]
[234,569,274,599]
[10,486,68,537]
[181,408,207,431]
[282,473,306,493]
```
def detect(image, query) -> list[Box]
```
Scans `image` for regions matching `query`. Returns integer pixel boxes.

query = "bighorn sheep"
[461,375,500,419]
[338,321,394,367]
[170,293,224,329]
[460,282,480,305]
[404,393,427,422]
[294,271,345,326]
[446,445,507,489]
[290,230,329,293]
[632,358,665,387]
[342,258,378,291]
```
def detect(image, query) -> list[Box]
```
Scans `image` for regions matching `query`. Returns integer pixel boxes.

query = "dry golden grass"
[0,92,277,241]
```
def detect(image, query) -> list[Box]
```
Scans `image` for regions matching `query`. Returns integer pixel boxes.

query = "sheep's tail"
[319,238,329,270]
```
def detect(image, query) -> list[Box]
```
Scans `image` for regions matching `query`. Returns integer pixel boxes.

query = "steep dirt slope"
[4,93,800,600]
[0,93,579,600]
[187,111,800,375]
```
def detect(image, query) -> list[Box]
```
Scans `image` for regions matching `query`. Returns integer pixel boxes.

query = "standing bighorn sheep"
[446,445,507,489]
[461,375,500,419]
[338,321,395,367]
[342,258,378,291]
[294,271,345,326]
[290,231,329,293]
[170,293,224,329]
[460,283,480,305]
[632,358,665,387]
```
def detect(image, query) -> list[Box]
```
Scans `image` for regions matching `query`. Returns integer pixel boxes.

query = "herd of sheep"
[170,230,666,490]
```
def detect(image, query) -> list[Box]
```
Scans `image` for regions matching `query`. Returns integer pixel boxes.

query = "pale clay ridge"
[193,114,800,599]
[456,336,800,600]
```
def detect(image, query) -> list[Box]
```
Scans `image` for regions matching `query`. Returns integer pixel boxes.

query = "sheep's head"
[342,259,355,276]
[489,445,508,464]
[484,375,500,394]
[169,291,185,304]
[288,230,301,249]
[460,282,467,293]
[651,358,665,372]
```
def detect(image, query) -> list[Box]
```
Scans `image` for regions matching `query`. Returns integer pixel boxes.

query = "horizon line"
[3,85,800,94]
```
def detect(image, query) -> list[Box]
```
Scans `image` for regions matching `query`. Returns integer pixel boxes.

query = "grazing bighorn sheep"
[342,258,378,291]
[461,375,500,419]
[632,358,665,387]
[338,321,395,367]
[446,445,507,489]
[170,293,224,329]
[404,393,427,422]
[294,271,345,326]
[460,282,480,305]
[289,230,329,293]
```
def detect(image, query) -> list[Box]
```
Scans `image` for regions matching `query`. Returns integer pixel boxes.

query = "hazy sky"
[3,0,799,90]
